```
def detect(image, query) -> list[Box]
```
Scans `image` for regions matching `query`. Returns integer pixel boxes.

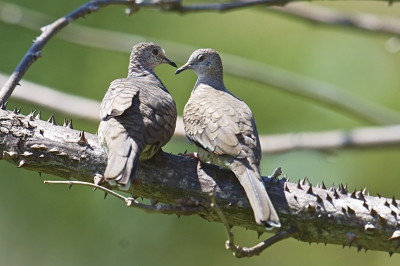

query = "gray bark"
[0,108,399,255]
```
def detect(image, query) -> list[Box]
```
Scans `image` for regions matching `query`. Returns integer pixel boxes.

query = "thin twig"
[1,1,400,124]
[210,192,299,258]
[168,0,287,13]
[270,3,400,36]
[44,180,207,216]
[230,227,299,258]
[210,193,238,251]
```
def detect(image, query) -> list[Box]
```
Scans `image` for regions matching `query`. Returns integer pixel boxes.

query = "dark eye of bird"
[152,49,159,56]
[198,55,205,62]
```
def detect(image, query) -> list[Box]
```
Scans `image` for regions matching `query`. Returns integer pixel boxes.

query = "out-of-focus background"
[1,0,400,265]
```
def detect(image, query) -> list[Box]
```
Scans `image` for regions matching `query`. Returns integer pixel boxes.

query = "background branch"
[270,3,400,36]
[3,73,400,154]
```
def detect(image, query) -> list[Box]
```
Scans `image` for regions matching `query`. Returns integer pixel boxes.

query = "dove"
[175,48,280,229]
[98,42,177,190]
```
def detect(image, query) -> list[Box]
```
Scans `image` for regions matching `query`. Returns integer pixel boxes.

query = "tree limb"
[1,108,399,256]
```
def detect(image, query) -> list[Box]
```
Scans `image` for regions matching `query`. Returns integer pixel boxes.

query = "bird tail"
[99,121,142,190]
[231,160,281,229]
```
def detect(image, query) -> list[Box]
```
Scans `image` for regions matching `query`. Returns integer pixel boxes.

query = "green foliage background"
[1,1,400,265]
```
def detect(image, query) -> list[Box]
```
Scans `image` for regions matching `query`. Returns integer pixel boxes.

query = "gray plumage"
[175,49,280,229]
[98,42,177,189]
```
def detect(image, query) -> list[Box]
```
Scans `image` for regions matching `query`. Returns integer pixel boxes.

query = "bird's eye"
[198,55,205,62]
[152,49,159,56]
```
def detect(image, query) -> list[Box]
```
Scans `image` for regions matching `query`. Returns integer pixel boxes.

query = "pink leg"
[180,152,202,168]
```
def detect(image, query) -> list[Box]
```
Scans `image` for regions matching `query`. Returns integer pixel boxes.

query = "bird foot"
[92,174,106,191]
[179,151,199,159]
[93,173,105,186]
[179,151,203,169]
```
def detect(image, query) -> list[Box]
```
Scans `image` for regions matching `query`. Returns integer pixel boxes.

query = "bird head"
[130,42,177,72]
[175,48,223,78]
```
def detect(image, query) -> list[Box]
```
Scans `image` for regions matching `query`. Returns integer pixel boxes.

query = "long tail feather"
[231,160,280,229]
[99,120,142,190]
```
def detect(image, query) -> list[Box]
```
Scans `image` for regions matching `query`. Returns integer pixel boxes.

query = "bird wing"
[100,78,140,120]
[184,88,259,161]
[98,77,177,187]
[136,85,177,149]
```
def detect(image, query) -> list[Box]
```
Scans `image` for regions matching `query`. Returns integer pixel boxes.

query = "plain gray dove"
[175,48,280,229]
[98,42,177,190]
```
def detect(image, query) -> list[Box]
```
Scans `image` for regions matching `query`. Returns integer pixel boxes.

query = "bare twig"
[5,0,400,37]
[270,3,400,36]
[208,166,298,258]
[44,179,207,215]
[210,192,241,255]
[210,190,306,258]
[2,2,400,125]
[231,227,299,258]
[160,0,288,13]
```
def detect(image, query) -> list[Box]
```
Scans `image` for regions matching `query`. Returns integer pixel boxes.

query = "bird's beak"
[164,56,177,68]
[175,63,191,75]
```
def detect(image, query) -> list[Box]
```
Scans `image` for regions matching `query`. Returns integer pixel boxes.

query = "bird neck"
[127,62,168,92]
[194,74,225,91]
[128,61,156,78]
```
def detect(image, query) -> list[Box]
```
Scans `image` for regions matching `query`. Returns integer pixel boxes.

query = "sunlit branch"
[1,108,399,255]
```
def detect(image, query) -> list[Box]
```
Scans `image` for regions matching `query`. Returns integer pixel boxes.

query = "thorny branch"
[2,1,400,125]
[2,0,400,258]
[1,108,400,256]
[47,175,299,258]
